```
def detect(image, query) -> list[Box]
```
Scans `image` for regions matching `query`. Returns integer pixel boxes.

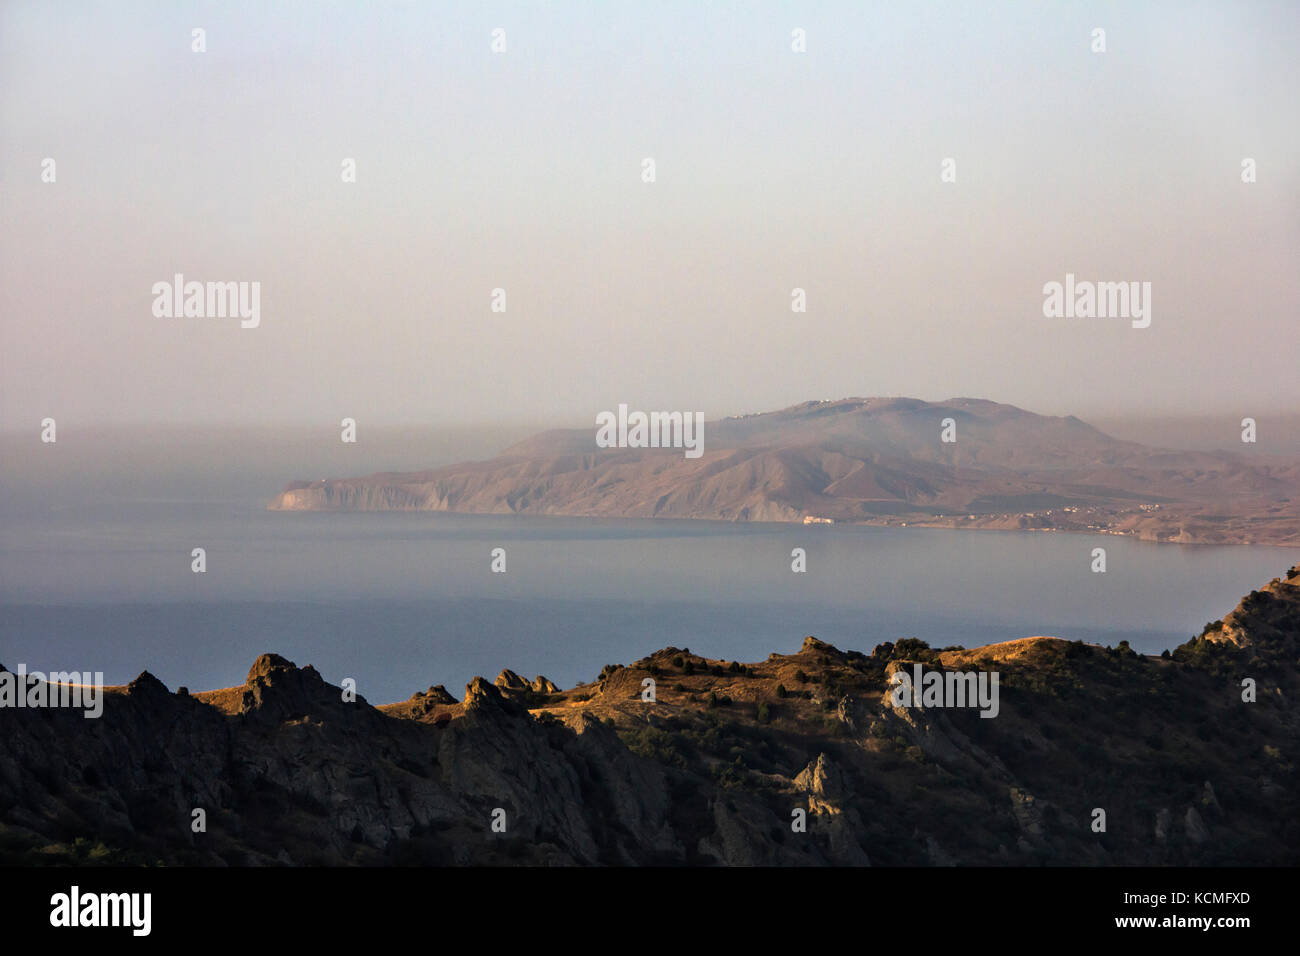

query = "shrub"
[893,637,932,658]
[776,683,788,699]
[621,726,688,769]
[714,762,745,789]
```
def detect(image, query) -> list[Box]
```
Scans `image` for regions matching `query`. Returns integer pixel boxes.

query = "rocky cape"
[267,398,1300,546]
[2,563,1298,866]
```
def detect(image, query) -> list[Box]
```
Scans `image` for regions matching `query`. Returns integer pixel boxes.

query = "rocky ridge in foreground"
[2,564,1298,866]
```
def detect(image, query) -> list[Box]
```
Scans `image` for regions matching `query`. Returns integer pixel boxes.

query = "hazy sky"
[3,1,1297,429]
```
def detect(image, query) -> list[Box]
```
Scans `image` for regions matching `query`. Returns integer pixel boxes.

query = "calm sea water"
[1,492,1294,704]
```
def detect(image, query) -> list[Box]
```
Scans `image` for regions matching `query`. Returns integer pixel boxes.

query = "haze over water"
[2,429,1292,703]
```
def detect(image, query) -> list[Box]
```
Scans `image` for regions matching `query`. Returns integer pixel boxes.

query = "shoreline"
[264,504,1300,548]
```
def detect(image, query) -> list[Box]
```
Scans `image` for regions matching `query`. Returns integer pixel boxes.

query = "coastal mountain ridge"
[268,397,1300,545]
[3,563,1298,866]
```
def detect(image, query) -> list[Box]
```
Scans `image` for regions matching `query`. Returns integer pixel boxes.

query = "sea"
[1,427,1293,704]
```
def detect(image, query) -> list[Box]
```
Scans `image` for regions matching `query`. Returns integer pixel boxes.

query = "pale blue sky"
[2,1,1297,427]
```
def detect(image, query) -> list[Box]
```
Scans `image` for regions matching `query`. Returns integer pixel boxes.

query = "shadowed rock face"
[2,564,1298,866]
[266,397,1300,545]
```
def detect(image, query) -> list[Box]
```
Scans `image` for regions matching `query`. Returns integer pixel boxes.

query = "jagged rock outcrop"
[793,754,871,866]
[1203,568,1300,647]
[532,676,559,694]
[1185,807,1210,844]
[1009,787,1047,850]
[1155,808,1172,842]
[411,685,457,705]
[876,660,1009,780]
[494,669,528,692]
[795,753,846,807]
